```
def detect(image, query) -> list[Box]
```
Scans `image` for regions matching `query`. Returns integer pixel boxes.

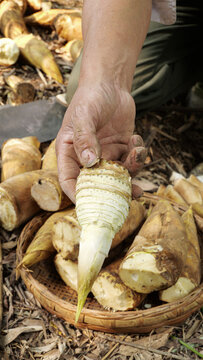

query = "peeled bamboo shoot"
[31,170,72,211]
[1,137,41,181]
[52,200,145,261]
[119,200,188,294]
[75,160,132,321]
[24,8,82,26]
[20,208,75,268]
[0,170,49,231]
[188,174,203,199]
[54,14,82,41]
[0,37,19,65]
[160,208,201,302]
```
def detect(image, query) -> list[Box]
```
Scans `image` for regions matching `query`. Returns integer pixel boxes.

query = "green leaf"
[172,336,203,359]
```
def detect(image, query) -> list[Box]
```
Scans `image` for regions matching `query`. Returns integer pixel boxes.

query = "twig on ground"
[98,334,190,360]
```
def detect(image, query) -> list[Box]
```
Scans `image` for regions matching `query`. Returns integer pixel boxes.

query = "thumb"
[73,116,101,167]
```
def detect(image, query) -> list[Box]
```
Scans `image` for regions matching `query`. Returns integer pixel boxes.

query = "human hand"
[56,82,147,203]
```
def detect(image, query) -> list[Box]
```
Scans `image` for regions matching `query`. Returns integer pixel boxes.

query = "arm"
[56,0,152,203]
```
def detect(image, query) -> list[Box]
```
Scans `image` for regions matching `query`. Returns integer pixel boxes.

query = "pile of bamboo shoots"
[0,0,83,89]
[0,136,202,323]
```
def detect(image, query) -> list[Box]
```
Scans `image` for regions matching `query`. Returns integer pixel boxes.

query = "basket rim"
[17,193,203,333]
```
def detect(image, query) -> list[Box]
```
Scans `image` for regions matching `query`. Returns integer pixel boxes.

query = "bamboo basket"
[16,193,203,334]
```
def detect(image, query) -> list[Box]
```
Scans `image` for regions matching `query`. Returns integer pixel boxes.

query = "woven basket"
[17,193,203,334]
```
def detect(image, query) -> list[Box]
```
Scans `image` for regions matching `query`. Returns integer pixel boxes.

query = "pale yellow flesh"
[54,255,78,292]
[92,273,136,311]
[160,277,196,302]
[31,181,59,211]
[119,252,169,294]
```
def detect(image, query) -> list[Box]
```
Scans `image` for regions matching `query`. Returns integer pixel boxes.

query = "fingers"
[71,104,101,167]
[132,183,143,199]
[56,136,80,204]
[122,145,147,176]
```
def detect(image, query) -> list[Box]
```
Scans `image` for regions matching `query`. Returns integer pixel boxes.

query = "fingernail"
[81,149,99,167]
[132,135,144,147]
[135,147,147,163]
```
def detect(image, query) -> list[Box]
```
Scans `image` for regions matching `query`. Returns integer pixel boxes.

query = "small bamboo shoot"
[14,34,63,84]
[160,208,201,302]
[54,14,82,41]
[0,0,28,39]
[62,39,83,63]
[1,136,41,181]
[5,75,35,105]
[20,208,75,268]
[119,200,188,294]
[0,170,49,231]
[24,8,82,26]
[0,37,19,65]
[31,170,72,211]
[75,160,132,321]
[27,0,42,11]
[164,185,187,206]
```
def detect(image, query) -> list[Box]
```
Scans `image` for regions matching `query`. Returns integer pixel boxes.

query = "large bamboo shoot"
[160,208,201,302]
[42,139,57,171]
[119,200,188,294]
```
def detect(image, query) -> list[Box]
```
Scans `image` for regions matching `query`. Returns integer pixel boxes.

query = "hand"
[56,82,147,203]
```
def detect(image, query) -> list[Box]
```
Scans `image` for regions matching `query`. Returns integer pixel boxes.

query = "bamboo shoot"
[160,208,201,302]
[75,160,132,321]
[31,170,72,211]
[119,200,188,294]
[0,37,19,65]
[1,136,41,181]
[54,14,82,41]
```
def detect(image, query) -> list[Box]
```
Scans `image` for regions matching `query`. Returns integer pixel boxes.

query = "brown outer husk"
[16,197,203,333]
[119,199,188,290]
[42,139,57,170]
[0,0,28,38]
[31,170,72,211]
[1,137,41,181]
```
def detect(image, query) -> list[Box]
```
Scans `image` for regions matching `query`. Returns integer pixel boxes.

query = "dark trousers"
[66,1,203,115]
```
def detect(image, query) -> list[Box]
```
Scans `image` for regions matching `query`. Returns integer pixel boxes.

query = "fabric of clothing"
[65,0,203,116]
[132,0,203,115]
[152,0,176,24]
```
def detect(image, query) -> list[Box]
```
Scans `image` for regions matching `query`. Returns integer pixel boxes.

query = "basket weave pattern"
[17,195,203,333]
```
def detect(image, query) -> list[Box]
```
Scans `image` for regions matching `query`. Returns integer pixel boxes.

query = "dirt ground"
[0,0,203,359]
